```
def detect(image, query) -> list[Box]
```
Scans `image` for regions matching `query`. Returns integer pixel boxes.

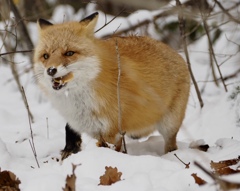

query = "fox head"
[34,12,100,93]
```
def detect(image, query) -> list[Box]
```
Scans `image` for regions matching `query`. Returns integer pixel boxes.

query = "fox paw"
[61,141,81,160]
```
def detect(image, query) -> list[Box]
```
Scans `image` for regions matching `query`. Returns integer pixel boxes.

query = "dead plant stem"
[21,86,40,168]
[115,39,127,153]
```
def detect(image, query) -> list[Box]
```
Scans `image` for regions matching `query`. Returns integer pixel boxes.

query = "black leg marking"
[61,123,82,160]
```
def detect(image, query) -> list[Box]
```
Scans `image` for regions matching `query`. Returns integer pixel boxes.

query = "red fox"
[34,12,190,159]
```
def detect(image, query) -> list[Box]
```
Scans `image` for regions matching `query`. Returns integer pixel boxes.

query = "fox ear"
[80,12,99,33]
[38,19,53,29]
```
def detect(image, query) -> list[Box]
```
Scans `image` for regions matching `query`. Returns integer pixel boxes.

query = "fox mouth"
[51,72,74,90]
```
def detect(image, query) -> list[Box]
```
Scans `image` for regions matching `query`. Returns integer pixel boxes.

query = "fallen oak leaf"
[211,157,240,176]
[99,166,122,186]
[211,157,240,171]
[191,173,207,186]
[0,169,21,191]
[214,166,240,176]
[63,164,80,191]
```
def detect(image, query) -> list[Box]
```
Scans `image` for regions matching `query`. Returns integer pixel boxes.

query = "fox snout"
[44,66,74,90]
[47,67,57,76]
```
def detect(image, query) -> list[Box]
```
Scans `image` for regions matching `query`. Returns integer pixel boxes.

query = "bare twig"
[213,0,240,24]
[0,49,33,56]
[199,7,228,92]
[101,7,176,38]
[197,67,240,84]
[115,39,127,154]
[22,86,40,168]
[103,19,151,38]
[19,84,34,123]
[9,0,34,55]
[194,161,215,180]
[208,41,219,87]
[176,0,204,108]
[223,68,240,81]
[174,153,190,169]
[95,9,125,34]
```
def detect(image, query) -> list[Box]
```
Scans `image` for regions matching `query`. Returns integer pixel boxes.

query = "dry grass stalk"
[115,39,127,153]
[21,86,40,168]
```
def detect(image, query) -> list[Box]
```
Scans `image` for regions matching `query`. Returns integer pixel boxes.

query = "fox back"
[34,12,190,154]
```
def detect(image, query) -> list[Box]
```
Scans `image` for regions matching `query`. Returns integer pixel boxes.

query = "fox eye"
[43,53,49,59]
[65,51,75,56]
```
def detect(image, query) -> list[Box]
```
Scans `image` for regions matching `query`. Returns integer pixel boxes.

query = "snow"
[1,4,240,191]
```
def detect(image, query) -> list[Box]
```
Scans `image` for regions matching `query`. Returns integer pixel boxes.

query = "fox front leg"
[61,123,82,160]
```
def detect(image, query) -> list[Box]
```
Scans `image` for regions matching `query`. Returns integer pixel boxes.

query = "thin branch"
[176,0,204,108]
[103,19,151,38]
[115,39,127,154]
[194,161,215,180]
[19,83,35,123]
[95,9,125,34]
[101,7,176,38]
[223,68,240,81]
[8,0,33,61]
[174,153,190,169]
[22,86,40,168]
[0,49,33,56]
[21,86,34,122]
[213,0,240,24]
[208,41,219,87]
[199,8,228,92]
[197,67,240,83]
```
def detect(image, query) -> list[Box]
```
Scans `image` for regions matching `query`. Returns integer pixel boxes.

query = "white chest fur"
[49,85,108,136]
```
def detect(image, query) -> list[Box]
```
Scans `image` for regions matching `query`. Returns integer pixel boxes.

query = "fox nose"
[47,67,57,76]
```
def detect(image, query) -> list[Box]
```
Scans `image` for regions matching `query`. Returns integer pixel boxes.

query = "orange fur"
[34,13,190,153]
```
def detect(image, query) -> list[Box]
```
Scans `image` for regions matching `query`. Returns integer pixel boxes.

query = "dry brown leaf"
[63,164,78,191]
[0,169,21,191]
[211,157,240,176]
[211,157,240,171]
[191,173,207,186]
[99,166,122,186]
[214,167,240,176]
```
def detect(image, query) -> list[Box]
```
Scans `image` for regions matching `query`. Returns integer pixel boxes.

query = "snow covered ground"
[1,3,240,191]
